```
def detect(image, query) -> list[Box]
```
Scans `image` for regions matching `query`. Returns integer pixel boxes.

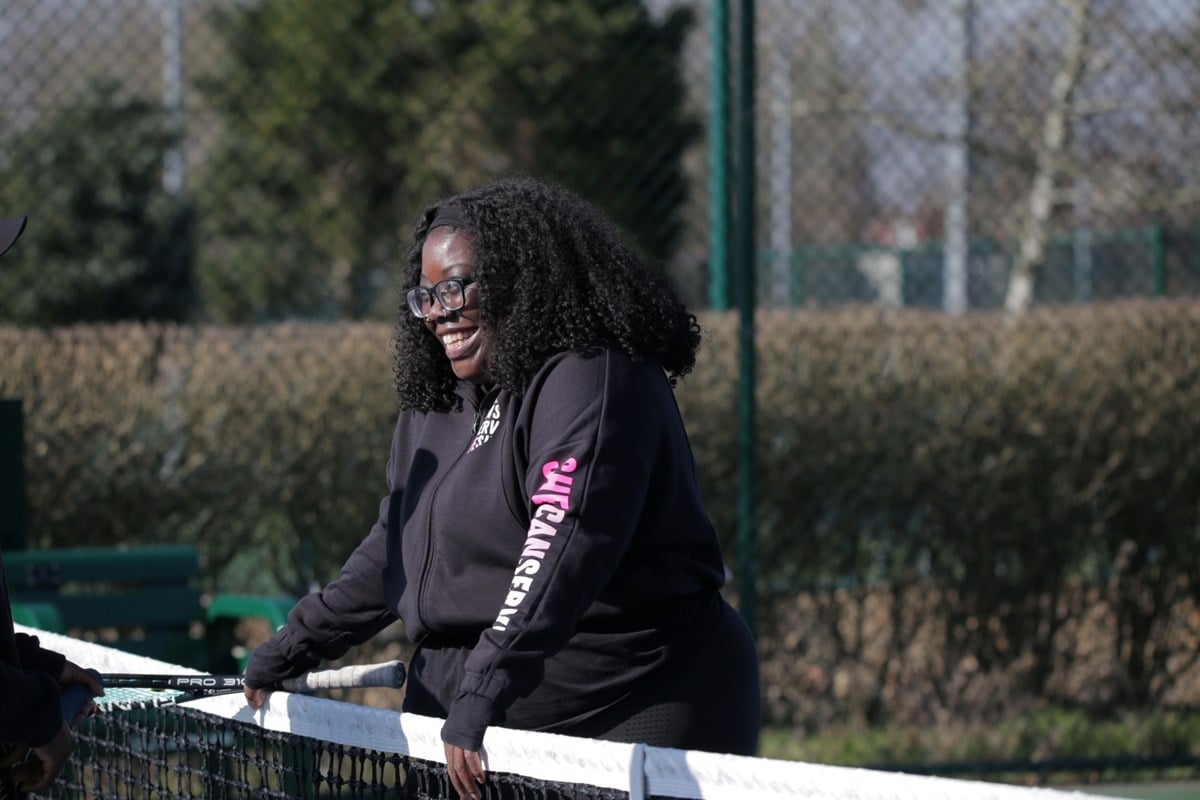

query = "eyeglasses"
[405,277,476,319]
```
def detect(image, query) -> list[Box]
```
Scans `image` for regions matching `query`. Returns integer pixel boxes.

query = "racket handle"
[61,669,102,726]
[279,660,406,692]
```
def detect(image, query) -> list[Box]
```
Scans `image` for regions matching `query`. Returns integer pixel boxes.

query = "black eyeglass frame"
[406,277,477,319]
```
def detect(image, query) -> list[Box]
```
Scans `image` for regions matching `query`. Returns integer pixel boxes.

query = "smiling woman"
[241,175,760,800]
[413,223,489,383]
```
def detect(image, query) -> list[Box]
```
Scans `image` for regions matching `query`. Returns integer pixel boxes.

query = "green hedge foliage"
[2,300,1197,723]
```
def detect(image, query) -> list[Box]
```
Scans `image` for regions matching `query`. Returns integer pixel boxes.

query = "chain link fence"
[1,1,1197,322]
[749,0,1200,313]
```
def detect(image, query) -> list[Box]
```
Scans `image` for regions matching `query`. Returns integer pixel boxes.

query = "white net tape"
[19,625,1130,800]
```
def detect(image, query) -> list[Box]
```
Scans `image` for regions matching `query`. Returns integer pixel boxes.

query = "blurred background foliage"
[0,79,194,324]
[192,0,697,321]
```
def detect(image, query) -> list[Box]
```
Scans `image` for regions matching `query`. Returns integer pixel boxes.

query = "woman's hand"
[58,660,103,726]
[443,742,486,800]
[243,685,270,710]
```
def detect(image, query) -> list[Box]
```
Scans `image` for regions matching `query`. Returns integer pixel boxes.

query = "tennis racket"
[102,659,407,697]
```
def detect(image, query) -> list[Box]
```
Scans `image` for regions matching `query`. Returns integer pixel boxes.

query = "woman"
[243,176,759,800]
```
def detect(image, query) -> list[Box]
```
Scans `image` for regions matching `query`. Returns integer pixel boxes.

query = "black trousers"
[553,595,761,756]
[402,596,761,798]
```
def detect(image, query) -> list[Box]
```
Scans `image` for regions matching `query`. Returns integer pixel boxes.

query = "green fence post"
[0,398,27,551]
[789,251,803,307]
[734,0,757,638]
[1149,223,1165,297]
[708,0,730,311]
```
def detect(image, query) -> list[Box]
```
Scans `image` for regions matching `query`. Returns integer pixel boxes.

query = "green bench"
[4,544,295,673]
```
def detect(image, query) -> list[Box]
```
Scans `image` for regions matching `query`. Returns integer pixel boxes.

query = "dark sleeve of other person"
[0,634,67,748]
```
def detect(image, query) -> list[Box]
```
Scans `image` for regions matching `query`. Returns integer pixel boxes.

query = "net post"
[629,743,647,800]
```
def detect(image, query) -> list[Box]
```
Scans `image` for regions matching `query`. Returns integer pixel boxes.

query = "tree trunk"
[1004,0,1092,313]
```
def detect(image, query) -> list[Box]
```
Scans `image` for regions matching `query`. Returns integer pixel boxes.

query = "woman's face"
[419,227,490,384]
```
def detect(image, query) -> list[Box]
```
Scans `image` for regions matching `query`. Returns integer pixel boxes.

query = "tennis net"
[16,626,1126,800]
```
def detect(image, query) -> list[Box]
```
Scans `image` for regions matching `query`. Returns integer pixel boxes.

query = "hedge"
[2,300,1197,724]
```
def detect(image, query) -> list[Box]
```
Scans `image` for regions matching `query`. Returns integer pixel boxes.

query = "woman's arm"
[244,413,417,692]
[442,351,667,750]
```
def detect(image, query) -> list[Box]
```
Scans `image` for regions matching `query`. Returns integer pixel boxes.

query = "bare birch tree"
[1004,0,1093,312]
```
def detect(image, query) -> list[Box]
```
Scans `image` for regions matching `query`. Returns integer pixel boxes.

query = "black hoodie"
[245,347,727,749]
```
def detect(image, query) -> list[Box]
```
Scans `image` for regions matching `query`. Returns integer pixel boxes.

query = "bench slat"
[5,546,200,586]
[4,544,296,672]
[15,585,204,628]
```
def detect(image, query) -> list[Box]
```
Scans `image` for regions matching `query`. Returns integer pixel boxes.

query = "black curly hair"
[392,175,701,412]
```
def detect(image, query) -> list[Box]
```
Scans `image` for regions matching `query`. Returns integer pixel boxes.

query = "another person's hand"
[244,685,269,710]
[9,721,74,792]
[444,742,486,800]
[59,661,104,726]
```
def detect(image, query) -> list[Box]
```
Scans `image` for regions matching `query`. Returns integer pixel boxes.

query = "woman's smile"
[439,327,479,360]
[421,226,490,383]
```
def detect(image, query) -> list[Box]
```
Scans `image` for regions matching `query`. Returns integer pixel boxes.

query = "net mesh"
[62,703,622,800]
[15,627,1122,800]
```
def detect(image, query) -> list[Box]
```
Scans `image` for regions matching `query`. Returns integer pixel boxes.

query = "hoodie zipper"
[415,386,499,630]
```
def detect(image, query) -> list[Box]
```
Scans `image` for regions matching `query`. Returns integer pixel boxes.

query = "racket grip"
[280,660,406,692]
[61,669,102,726]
